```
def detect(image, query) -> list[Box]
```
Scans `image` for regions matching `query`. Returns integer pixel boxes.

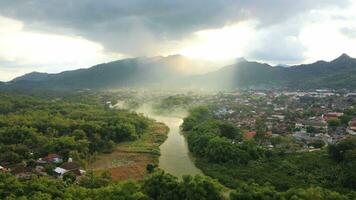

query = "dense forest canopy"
[0,92,150,166]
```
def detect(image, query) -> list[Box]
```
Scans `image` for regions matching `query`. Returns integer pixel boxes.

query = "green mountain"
[3,53,356,91]
[6,55,203,90]
[199,53,356,89]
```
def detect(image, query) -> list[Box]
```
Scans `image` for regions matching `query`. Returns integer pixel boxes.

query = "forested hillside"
[201,53,356,89]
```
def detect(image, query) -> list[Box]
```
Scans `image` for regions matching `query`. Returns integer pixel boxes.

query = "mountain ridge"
[4,53,356,90]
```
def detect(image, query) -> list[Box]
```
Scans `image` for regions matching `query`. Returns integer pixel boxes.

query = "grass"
[88,121,169,181]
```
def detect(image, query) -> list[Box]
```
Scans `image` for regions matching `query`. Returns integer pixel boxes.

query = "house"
[347,120,356,135]
[53,161,85,177]
[293,131,311,141]
[295,119,327,130]
[266,131,272,137]
[271,114,285,121]
[0,165,10,172]
[244,131,256,140]
[322,112,343,121]
[54,167,68,176]
[60,161,80,171]
[38,154,63,164]
[345,93,356,98]
[11,165,32,180]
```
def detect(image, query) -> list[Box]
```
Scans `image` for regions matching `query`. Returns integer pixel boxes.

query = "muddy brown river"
[136,105,202,178]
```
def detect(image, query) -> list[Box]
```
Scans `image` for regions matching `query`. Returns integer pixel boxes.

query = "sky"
[0,0,356,81]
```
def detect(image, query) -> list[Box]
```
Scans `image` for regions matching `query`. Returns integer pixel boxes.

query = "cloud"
[0,16,122,81]
[179,21,257,61]
[245,18,307,64]
[340,27,356,38]
[0,0,349,56]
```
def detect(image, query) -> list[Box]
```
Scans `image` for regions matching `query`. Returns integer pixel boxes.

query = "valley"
[2,1,356,199]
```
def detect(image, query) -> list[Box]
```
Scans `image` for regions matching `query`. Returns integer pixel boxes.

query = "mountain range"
[2,53,356,91]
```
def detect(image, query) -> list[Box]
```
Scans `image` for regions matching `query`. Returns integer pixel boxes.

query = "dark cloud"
[0,0,350,56]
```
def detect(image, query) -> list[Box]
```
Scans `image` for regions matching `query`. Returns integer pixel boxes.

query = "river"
[136,105,202,178]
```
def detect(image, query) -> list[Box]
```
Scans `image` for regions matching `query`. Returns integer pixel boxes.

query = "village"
[0,153,86,182]
[207,90,356,151]
[112,88,356,151]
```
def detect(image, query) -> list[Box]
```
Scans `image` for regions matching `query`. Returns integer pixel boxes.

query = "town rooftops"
[297,119,327,128]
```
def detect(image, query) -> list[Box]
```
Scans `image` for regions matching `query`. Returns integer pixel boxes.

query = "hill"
[6,55,206,90]
[199,53,356,89]
[3,54,356,91]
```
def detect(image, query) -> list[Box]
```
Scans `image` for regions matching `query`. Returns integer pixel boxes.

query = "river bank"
[89,103,202,180]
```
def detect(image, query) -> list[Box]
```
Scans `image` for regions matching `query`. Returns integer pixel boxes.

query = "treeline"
[153,95,193,115]
[0,93,150,165]
[182,106,356,198]
[328,136,356,189]
[230,182,351,200]
[182,106,267,165]
[0,170,223,200]
[1,170,353,200]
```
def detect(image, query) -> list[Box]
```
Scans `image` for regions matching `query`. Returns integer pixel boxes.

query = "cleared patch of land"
[88,121,168,181]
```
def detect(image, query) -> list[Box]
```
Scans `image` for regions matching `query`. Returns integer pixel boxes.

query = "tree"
[182,117,197,131]
[328,119,341,127]
[328,136,356,162]
[30,192,52,200]
[206,137,234,163]
[255,119,268,143]
[142,171,181,200]
[309,140,325,148]
[180,175,223,200]
[230,183,281,200]
[306,126,317,133]
[79,171,112,189]
[283,186,347,200]
[0,173,24,199]
[72,129,87,140]
[63,172,77,184]
[219,122,242,140]
[146,163,155,173]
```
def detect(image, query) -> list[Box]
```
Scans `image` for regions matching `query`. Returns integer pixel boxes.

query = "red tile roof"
[244,131,256,140]
[42,154,62,162]
[60,162,80,171]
